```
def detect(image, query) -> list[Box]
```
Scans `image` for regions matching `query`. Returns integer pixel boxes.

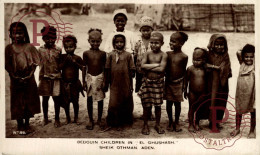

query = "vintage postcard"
[0,0,259,154]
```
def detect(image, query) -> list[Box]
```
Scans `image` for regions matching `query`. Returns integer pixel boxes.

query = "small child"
[104,33,135,131]
[83,29,106,130]
[104,9,135,54]
[134,16,154,120]
[38,26,62,127]
[138,32,168,135]
[59,35,85,125]
[184,47,207,132]
[230,44,255,138]
[5,22,41,134]
[164,32,188,132]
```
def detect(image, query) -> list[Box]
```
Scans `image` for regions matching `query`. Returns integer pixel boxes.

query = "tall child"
[139,32,168,135]
[83,29,106,130]
[230,44,255,138]
[5,22,41,134]
[104,9,135,54]
[164,32,188,132]
[38,26,62,127]
[104,33,135,131]
[59,35,85,125]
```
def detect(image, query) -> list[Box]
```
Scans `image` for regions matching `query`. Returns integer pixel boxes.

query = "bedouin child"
[184,47,208,132]
[5,22,41,134]
[38,26,62,127]
[59,35,85,125]
[164,32,188,132]
[230,44,255,138]
[138,32,168,135]
[103,33,135,131]
[83,28,106,130]
[134,16,154,121]
[104,8,135,54]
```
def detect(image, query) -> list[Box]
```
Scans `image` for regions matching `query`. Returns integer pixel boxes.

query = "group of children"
[5,9,255,138]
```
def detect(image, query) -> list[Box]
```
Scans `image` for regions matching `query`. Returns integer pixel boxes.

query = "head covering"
[139,16,153,29]
[207,34,228,53]
[9,22,30,43]
[112,32,126,63]
[113,9,128,21]
[151,32,164,42]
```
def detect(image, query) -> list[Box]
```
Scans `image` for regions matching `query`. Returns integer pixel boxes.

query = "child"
[134,16,154,120]
[206,34,232,131]
[104,33,135,131]
[164,32,188,132]
[59,35,85,125]
[184,47,207,132]
[5,22,41,134]
[138,32,168,135]
[230,44,255,138]
[83,29,106,130]
[104,9,135,54]
[38,26,62,127]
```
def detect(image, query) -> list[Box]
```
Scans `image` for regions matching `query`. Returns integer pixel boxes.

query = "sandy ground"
[5,8,255,138]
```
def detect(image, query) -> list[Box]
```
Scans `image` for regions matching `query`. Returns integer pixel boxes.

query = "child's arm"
[23,63,37,81]
[103,53,111,92]
[149,53,168,72]
[183,67,190,99]
[236,50,243,65]
[141,52,160,70]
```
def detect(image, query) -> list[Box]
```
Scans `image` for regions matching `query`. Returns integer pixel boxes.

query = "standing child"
[5,22,41,134]
[134,16,154,120]
[104,9,135,54]
[138,32,168,135]
[83,29,106,130]
[184,47,208,132]
[164,32,188,132]
[104,33,135,131]
[59,35,85,125]
[38,26,62,127]
[230,44,255,138]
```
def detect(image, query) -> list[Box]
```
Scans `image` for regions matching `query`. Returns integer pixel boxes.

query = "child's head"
[139,16,153,39]
[150,32,164,52]
[193,47,207,67]
[113,9,128,32]
[41,26,57,48]
[170,32,188,51]
[208,34,228,54]
[241,44,255,65]
[63,35,77,54]
[113,34,126,50]
[88,28,102,50]
[9,22,30,43]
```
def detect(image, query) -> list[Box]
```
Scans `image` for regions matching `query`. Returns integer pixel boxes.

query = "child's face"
[11,26,25,43]
[114,15,127,31]
[114,36,125,50]
[213,38,225,54]
[244,52,254,65]
[88,35,102,50]
[150,37,163,52]
[43,35,56,48]
[193,49,205,67]
[140,26,153,39]
[169,34,183,51]
[64,41,76,54]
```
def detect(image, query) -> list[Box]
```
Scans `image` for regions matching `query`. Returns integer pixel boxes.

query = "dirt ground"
[5,7,255,138]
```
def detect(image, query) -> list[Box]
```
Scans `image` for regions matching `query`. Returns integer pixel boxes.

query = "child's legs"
[143,106,152,126]
[52,96,61,121]
[98,100,104,121]
[155,106,162,126]
[174,102,181,124]
[166,100,173,123]
[17,119,24,130]
[188,92,197,126]
[250,110,256,132]
[235,113,242,130]
[42,96,50,119]
[87,96,94,122]
[72,99,79,119]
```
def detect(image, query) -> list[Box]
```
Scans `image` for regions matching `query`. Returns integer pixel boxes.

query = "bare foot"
[195,124,202,131]
[86,121,94,130]
[73,119,81,125]
[54,120,61,128]
[248,132,256,139]
[42,119,51,126]
[167,122,174,131]
[142,125,150,135]
[230,129,240,137]
[116,126,124,131]
[24,125,35,135]
[65,118,71,125]
[175,123,182,132]
[97,120,105,130]
[188,125,196,133]
[154,125,165,134]
[101,126,111,132]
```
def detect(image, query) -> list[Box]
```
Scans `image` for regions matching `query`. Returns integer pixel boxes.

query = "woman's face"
[213,38,225,54]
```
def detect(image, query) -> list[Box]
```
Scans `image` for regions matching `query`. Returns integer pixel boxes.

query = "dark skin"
[83,34,106,130]
[114,15,127,32]
[184,49,206,132]
[166,33,188,132]
[141,36,167,135]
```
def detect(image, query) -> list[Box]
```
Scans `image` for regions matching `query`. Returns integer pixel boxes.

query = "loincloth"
[164,77,184,102]
[38,78,60,96]
[86,72,105,102]
[60,80,83,107]
[138,77,164,107]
